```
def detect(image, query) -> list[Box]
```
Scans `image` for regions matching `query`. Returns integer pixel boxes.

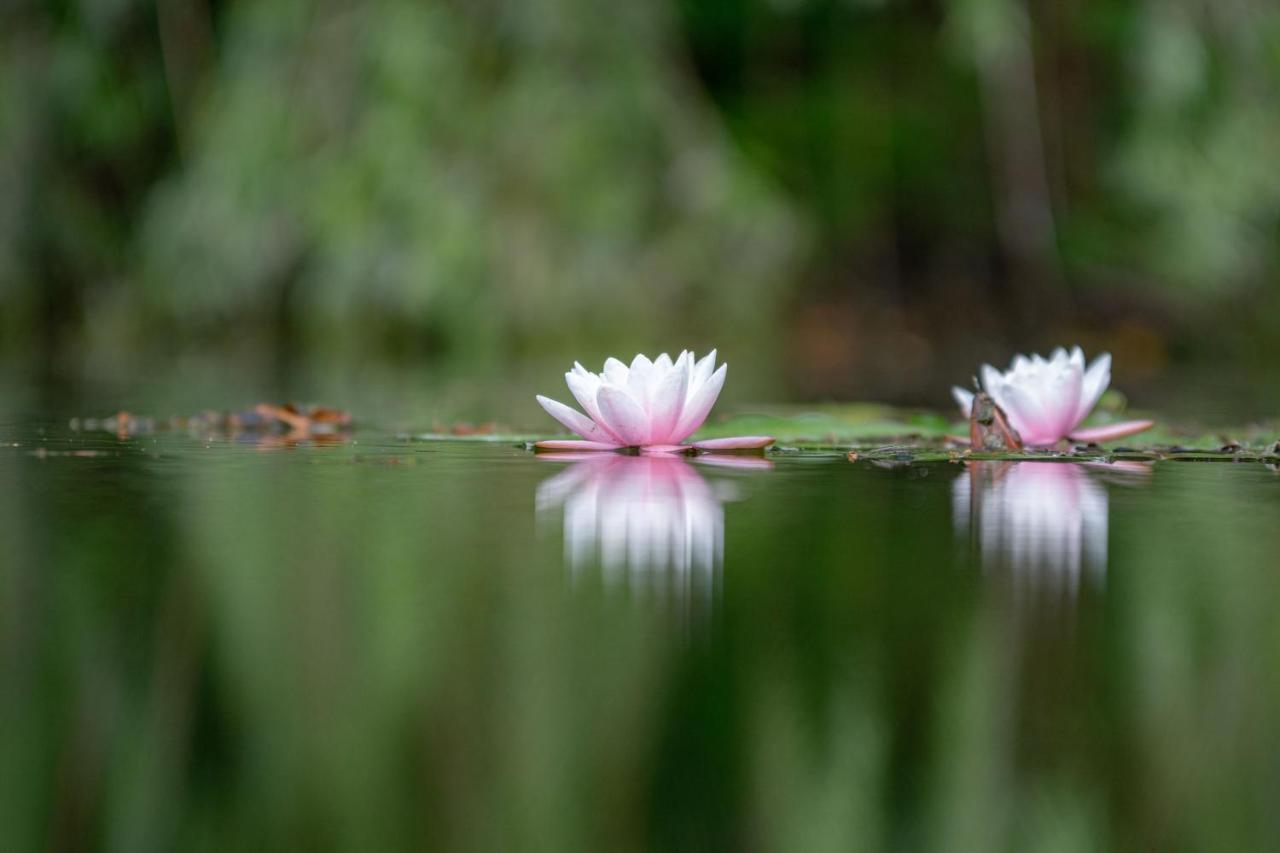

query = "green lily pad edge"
[412,401,1280,464]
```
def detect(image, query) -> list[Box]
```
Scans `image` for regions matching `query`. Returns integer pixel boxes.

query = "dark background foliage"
[3,0,1278,407]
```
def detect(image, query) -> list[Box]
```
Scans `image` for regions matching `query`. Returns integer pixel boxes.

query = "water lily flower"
[951,347,1153,446]
[535,351,774,453]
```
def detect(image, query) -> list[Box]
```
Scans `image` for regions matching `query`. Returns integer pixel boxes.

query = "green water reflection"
[2,419,1278,851]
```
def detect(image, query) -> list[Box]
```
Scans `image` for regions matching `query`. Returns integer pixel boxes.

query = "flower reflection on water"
[536,454,761,605]
[953,461,1113,598]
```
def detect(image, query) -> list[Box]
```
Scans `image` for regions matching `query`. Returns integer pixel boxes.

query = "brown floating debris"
[72,403,354,446]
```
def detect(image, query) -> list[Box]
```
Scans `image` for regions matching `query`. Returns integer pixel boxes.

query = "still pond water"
[2,412,1279,852]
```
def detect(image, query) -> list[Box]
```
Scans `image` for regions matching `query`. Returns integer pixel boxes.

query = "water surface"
[3,413,1278,851]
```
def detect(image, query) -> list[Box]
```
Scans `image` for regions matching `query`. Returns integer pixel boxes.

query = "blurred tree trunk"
[950,0,1063,328]
[155,0,214,153]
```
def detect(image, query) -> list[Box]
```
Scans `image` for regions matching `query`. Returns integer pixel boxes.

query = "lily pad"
[399,402,1280,464]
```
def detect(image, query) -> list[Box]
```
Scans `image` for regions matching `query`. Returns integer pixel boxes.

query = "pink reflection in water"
[537,454,752,597]
[953,461,1113,597]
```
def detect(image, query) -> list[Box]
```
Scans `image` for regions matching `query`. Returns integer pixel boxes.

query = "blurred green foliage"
[3,0,1280,381]
[141,0,801,362]
[1,0,802,370]
[678,0,1280,290]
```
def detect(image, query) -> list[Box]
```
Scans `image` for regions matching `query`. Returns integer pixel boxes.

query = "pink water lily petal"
[627,353,656,403]
[602,357,630,387]
[673,363,728,442]
[596,386,651,446]
[565,369,624,443]
[997,382,1057,445]
[1048,354,1084,439]
[640,444,692,454]
[646,356,690,443]
[691,435,775,451]
[1074,352,1112,426]
[690,349,718,390]
[534,440,624,452]
[1067,419,1155,444]
[952,387,975,417]
[535,395,609,442]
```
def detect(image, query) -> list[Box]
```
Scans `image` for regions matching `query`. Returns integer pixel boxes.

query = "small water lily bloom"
[535,351,774,453]
[951,347,1154,447]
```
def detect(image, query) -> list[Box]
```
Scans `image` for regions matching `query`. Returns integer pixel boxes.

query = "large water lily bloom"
[951,348,1154,446]
[535,351,774,453]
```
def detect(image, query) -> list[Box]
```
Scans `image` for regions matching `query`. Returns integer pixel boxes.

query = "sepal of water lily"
[535,351,775,453]
[1065,420,1155,444]
[952,347,1154,446]
[532,439,625,452]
